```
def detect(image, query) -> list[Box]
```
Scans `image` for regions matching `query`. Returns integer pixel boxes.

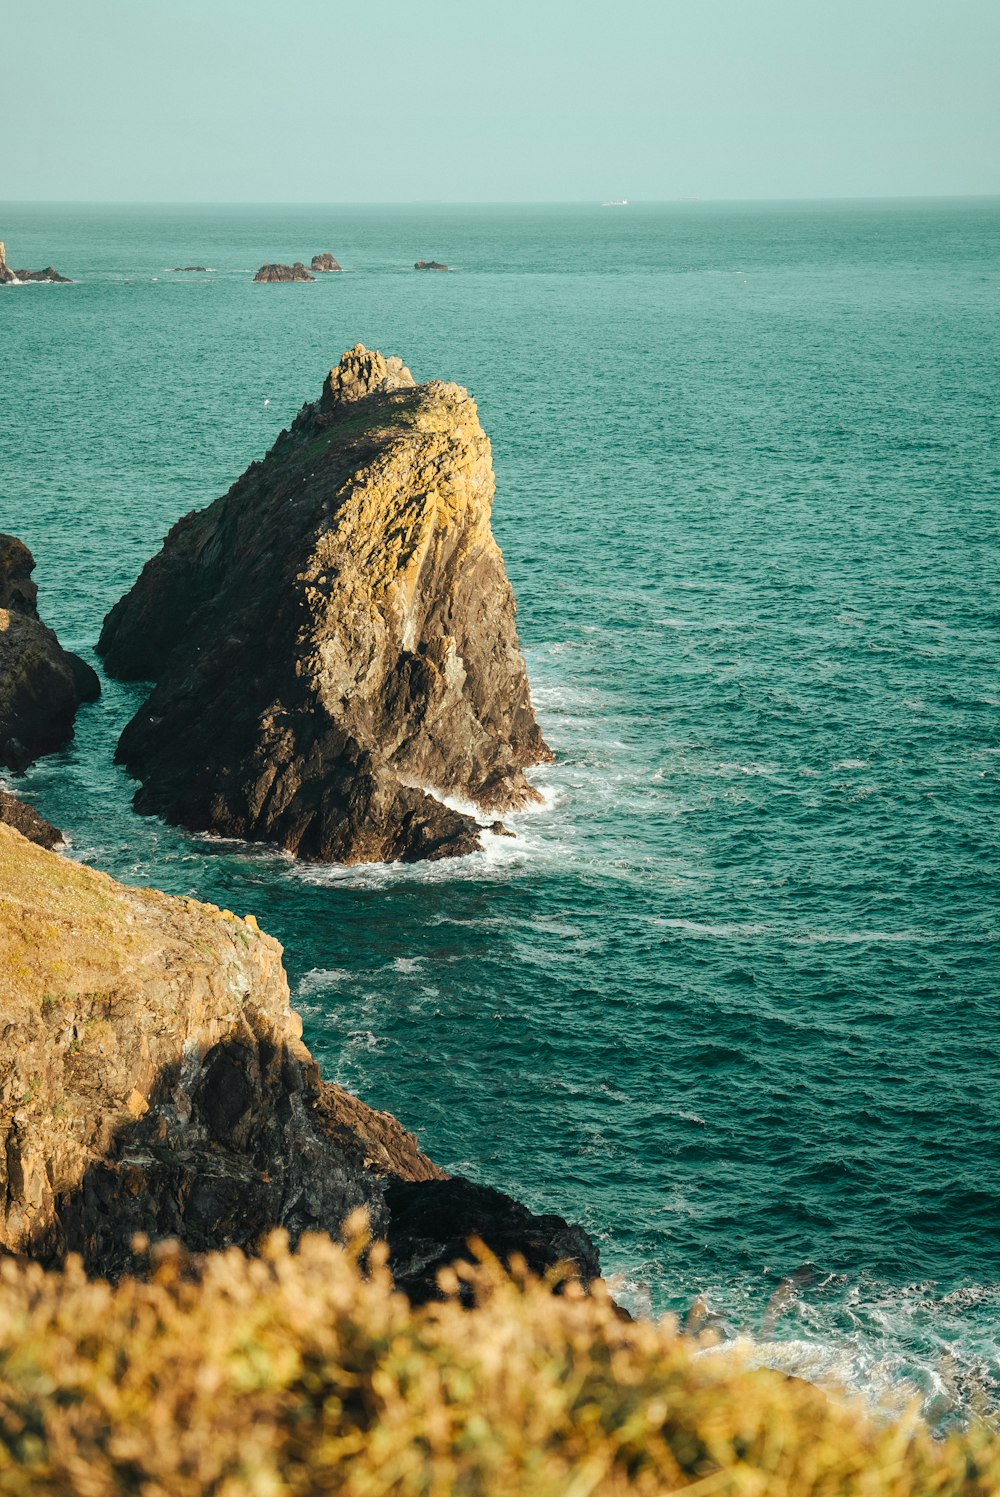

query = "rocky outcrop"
[0,534,100,773]
[0,820,435,1271]
[253,262,313,282]
[0,823,598,1293]
[384,1177,601,1305]
[98,344,552,865]
[170,266,209,273]
[311,252,343,272]
[414,260,449,271]
[0,791,62,849]
[0,243,70,283]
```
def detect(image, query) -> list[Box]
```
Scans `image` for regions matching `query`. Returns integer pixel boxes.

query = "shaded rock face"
[0,792,62,849]
[0,826,599,1299]
[0,823,439,1275]
[0,244,15,285]
[311,252,343,272]
[98,344,552,865]
[0,535,100,773]
[253,262,314,282]
[384,1177,600,1305]
[414,260,449,271]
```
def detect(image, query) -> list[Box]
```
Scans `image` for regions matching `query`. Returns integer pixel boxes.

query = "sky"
[2,0,998,202]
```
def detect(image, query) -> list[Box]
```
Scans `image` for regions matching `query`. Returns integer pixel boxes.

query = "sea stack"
[311,252,343,272]
[98,344,552,864]
[0,534,100,772]
[0,242,14,284]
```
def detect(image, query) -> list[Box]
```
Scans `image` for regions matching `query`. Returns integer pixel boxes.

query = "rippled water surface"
[2,200,998,1421]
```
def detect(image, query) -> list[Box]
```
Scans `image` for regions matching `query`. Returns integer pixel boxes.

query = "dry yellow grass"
[0,1223,996,1496]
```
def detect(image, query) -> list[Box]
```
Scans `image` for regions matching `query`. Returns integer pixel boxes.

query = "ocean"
[2,199,998,1424]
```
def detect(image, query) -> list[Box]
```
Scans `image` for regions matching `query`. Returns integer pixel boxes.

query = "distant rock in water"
[0,240,70,284]
[414,260,449,271]
[98,343,552,864]
[0,534,100,773]
[0,790,63,849]
[253,261,314,282]
[311,252,343,272]
[170,265,210,273]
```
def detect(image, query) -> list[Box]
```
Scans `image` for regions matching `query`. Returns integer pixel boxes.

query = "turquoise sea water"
[2,200,998,1422]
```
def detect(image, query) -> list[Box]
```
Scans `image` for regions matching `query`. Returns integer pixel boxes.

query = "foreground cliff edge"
[98,344,551,864]
[0,821,597,1293]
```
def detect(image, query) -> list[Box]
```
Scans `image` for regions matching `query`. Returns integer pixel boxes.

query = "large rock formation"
[253,262,313,282]
[0,821,598,1293]
[311,252,343,272]
[98,344,552,865]
[0,534,100,773]
[0,243,14,285]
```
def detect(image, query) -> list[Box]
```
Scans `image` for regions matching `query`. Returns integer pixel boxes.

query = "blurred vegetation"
[0,1220,997,1496]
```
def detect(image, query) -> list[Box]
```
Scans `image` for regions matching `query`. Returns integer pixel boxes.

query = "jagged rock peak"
[98,349,552,865]
[0,534,100,773]
[321,343,416,410]
[0,242,16,285]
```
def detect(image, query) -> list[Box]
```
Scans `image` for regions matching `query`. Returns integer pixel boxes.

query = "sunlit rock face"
[99,344,551,865]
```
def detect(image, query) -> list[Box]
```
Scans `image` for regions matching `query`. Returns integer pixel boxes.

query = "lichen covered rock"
[98,344,551,865]
[0,534,100,772]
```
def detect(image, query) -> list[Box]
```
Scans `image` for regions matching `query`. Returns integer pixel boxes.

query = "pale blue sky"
[3,0,998,201]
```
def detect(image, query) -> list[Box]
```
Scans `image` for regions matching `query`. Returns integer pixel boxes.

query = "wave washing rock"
[311,252,343,272]
[253,261,314,282]
[414,260,449,271]
[0,822,598,1294]
[98,344,552,865]
[0,534,100,773]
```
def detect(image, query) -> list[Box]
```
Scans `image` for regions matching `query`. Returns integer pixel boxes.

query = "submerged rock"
[253,261,314,282]
[0,534,100,773]
[414,260,449,271]
[170,265,210,273]
[0,824,598,1296]
[98,343,552,865]
[311,252,343,272]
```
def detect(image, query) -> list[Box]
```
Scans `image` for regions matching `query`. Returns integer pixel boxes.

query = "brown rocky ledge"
[414,260,449,271]
[253,262,314,282]
[0,534,100,773]
[311,252,343,272]
[0,821,598,1293]
[98,344,552,865]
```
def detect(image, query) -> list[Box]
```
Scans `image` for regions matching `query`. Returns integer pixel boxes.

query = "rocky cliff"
[98,345,552,864]
[0,534,100,772]
[0,821,597,1291]
[0,243,13,285]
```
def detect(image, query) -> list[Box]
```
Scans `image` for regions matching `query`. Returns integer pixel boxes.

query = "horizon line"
[2,193,999,209]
